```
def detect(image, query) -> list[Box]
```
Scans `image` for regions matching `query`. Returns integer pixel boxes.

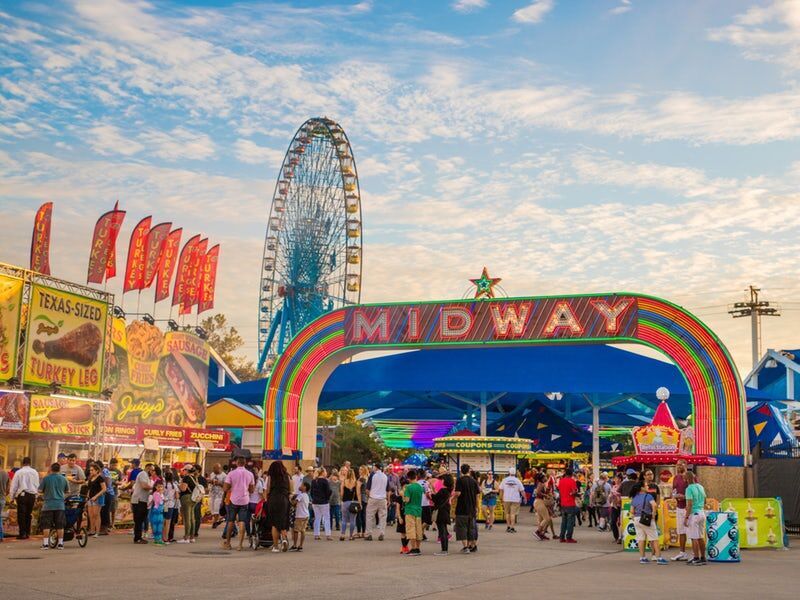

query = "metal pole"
[480,392,487,436]
[592,403,600,482]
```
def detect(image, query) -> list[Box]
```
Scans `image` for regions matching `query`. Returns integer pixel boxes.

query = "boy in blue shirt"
[39,463,69,549]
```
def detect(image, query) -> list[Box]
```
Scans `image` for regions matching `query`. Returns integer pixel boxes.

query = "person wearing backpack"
[178,464,204,544]
[591,473,612,532]
[630,482,667,564]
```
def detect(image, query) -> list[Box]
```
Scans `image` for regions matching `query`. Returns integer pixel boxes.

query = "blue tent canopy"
[210,345,769,431]
[489,400,613,452]
[748,402,798,451]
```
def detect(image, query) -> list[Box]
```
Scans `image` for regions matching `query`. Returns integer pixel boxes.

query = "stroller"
[250,499,273,550]
[48,495,88,548]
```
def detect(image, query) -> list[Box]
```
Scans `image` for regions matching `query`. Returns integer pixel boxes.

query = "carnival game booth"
[433,432,531,522]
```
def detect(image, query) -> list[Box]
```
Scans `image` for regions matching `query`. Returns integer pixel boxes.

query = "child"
[403,470,424,556]
[290,482,310,552]
[395,476,410,555]
[329,471,342,532]
[148,481,165,546]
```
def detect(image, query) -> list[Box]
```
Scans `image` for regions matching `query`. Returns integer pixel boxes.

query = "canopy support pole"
[592,396,600,483]
[480,392,487,436]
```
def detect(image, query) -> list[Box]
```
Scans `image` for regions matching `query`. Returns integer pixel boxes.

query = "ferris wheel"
[257,117,363,373]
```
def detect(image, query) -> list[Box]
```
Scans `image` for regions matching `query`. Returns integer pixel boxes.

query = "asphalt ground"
[1,510,795,600]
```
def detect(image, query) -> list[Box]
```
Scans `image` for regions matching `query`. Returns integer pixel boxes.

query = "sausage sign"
[23,284,108,393]
[28,393,94,436]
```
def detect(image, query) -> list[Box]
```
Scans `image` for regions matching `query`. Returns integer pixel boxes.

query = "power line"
[728,285,781,371]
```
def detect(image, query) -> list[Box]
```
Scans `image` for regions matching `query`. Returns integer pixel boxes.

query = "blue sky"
[2,0,800,372]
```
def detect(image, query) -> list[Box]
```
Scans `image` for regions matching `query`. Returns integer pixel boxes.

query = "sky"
[2,0,800,376]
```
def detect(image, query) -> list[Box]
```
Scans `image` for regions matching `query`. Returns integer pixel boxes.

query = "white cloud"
[610,0,632,15]
[139,127,215,161]
[452,0,488,13]
[88,124,144,156]
[708,0,800,70]
[234,139,284,166]
[512,0,554,24]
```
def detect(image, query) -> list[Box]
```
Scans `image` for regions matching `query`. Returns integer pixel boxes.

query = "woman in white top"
[162,469,180,543]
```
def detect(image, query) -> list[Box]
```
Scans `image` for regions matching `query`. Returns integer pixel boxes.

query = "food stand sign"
[28,393,94,436]
[0,274,23,382]
[632,425,681,454]
[23,284,108,393]
[109,318,209,427]
[0,391,29,432]
[433,436,532,454]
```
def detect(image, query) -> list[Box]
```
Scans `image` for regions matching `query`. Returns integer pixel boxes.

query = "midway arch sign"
[263,293,747,461]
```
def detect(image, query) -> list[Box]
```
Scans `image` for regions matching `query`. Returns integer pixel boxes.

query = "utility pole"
[728,286,780,373]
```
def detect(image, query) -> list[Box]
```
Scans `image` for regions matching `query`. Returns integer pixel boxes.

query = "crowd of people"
[0,454,708,564]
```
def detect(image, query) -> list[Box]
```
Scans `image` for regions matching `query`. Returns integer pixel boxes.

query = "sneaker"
[401,546,410,554]
[314,536,321,540]
[409,549,421,556]
[541,533,550,540]
[288,546,299,552]
[434,551,448,556]
[469,545,478,553]
[506,527,511,533]
[686,558,699,566]
[697,559,708,566]
[671,552,689,561]
[189,539,196,544]
[560,538,567,543]
[177,539,190,544]
[41,544,49,550]
[640,557,650,564]
[135,539,149,544]
[364,535,373,541]
[656,558,669,565]
[460,547,471,554]
[282,539,289,552]
[378,534,384,541]
[271,546,281,553]
[56,543,64,550]
[533,530,543,540]
[565,538,577,544]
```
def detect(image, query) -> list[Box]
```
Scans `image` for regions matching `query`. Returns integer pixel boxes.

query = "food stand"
[433,433,532,522]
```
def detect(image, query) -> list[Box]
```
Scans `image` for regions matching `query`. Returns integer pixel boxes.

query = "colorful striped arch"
[263,294,748,459]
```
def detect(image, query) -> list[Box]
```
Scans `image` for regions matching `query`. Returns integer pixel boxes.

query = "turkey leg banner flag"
[180,238,207,315]
[30,202,53,275]
[123,216,152,293]
[198,244,220,314]
[172,234,200,308]
[87,204,126,284]
[155,228,182,303]
[142,222,172,289]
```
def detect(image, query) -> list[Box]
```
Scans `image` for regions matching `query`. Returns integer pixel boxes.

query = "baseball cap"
[625,468,637,475]
[57,452,67,459]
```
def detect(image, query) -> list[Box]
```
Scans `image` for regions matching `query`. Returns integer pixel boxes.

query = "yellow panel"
[206,401,263,428]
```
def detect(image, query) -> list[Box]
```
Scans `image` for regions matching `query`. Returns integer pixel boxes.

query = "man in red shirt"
[557,468,579,543]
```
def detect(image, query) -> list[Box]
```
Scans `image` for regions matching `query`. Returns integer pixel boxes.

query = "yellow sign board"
[0,274,24,382]
[720,497,783,548]
[23,284,108,393]
[28,393,95,437]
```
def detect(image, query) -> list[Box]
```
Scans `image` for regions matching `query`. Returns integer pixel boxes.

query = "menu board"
[0,391,29,432]
[28,393,95,436]
[23,284,108,393]
[0,274,23,382]
[108,318,209,427]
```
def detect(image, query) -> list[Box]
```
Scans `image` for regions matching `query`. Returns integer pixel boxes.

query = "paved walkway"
[1,511,795,599]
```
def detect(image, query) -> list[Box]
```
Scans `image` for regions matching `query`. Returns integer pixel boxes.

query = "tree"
[200,313,259,381]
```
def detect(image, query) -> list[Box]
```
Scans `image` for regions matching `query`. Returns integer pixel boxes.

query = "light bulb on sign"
[656,387,670,401]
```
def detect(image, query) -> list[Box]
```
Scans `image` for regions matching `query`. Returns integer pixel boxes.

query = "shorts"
[687,512,706,540]
[633,516,659,542]
[210,495,223,515]
[293,518,308,532]
[482,494,498,507]
[454,515,476,542]
[422,506,433,526]
[405,514,424,541]
[676,508,687,535]
[503,501,520,519]
[39,509,66,530]
[225,504,249,523]
[88,496,105,507]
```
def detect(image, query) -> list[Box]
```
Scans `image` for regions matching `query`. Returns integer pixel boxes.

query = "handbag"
[349,502,361,514]
[638,494,653,526]
[190,477,205,503]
